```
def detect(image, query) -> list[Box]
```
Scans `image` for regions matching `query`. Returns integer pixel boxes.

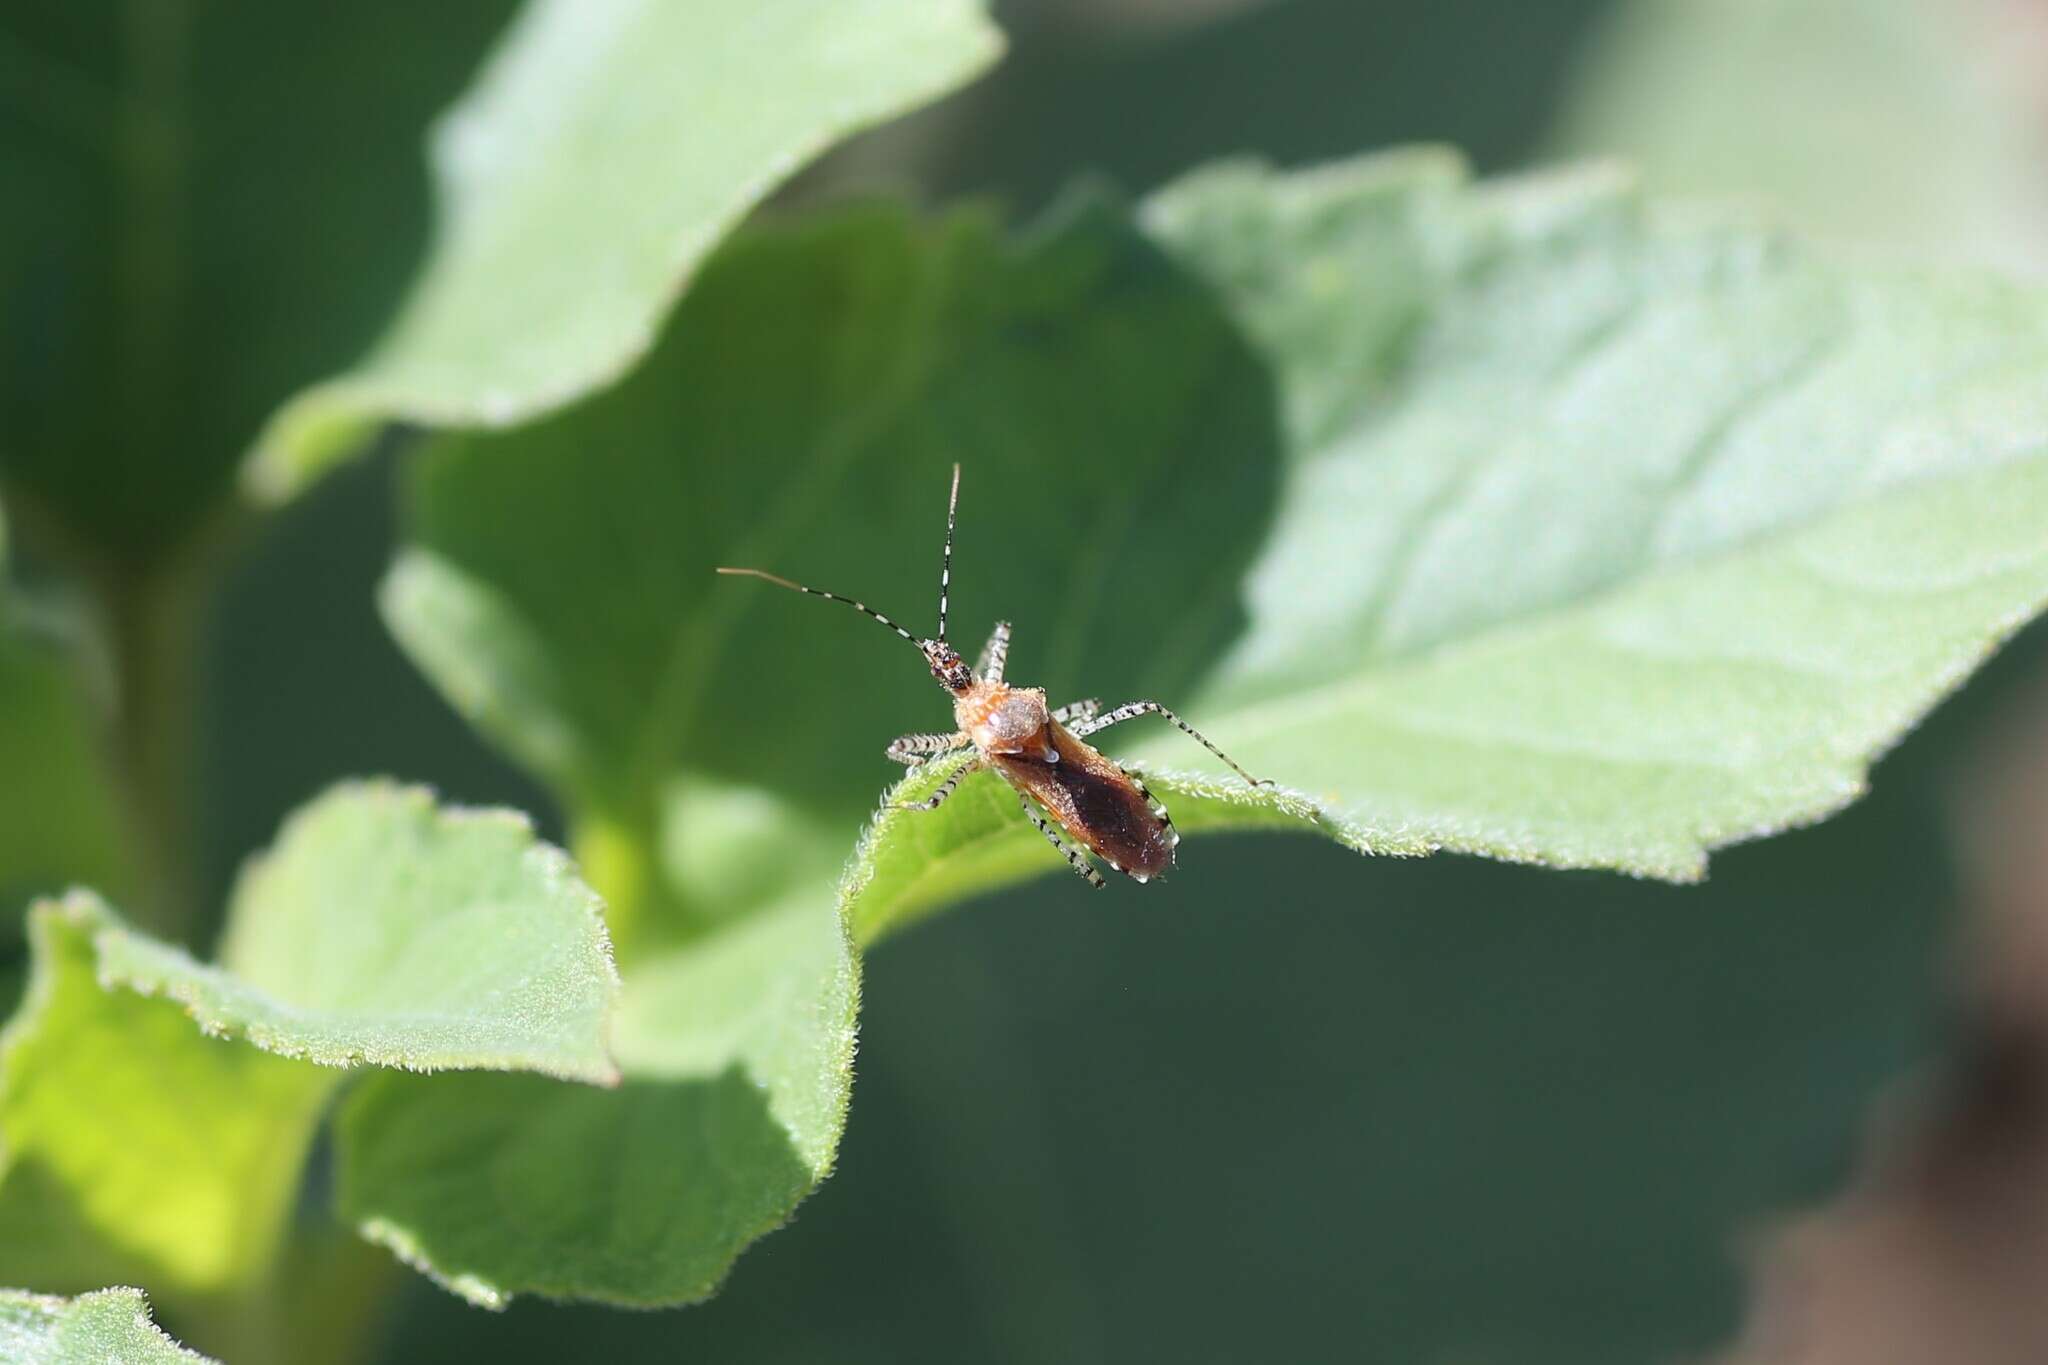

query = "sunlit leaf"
[1132,150,2048,879]
[100,781,619,1084]
[250,0,1003,498]
[0,1286,214,1365]
[0,896,328,1296]
[0,784,620,1297]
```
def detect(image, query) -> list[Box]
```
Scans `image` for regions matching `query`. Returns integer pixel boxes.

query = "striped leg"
[887,731,969,765]
[892,757,982,812]
[976,621,1012,683]
[1051,697,1099,725]
[1072,700,1269,786]
[1018,794,1106,888]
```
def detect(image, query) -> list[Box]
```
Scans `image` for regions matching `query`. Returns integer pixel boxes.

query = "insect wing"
[993,723,1173,879]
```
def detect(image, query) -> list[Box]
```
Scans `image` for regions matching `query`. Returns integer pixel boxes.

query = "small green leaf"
[337,893,853,1308]
[250,0,1003,499]
[97,781,620,1083]
[0,897,329,1296]
[373,194,1278,1303]
[0,1287,214,1365]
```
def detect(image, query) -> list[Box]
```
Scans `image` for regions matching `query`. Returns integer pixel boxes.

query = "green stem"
[572,804,659,963]
[95,560,205,940]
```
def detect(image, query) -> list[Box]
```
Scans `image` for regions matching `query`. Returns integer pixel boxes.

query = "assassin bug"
[716,465,1268,888]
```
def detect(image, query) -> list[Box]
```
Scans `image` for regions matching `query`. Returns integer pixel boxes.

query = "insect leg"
[975,621,1012,683]
[1072,701,1269,786]
[1016,793,1106,888]
[1050,697,1099,724]
[886,731,969,766]
[892,757,982,811]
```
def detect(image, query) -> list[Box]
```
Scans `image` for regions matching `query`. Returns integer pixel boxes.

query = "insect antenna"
[712,567,921,645]
[937,462,961,645]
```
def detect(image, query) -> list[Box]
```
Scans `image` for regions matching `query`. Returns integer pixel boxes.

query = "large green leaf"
[843,146,2048,935]
[249,0,1003,499]
[1137,149,2048,879]
[0,1287,214,1365]
[99,781,620,1083]
[0,2,518,566]
[372,195,1281,1303]
[1549,0,2048,275]
[0,896,328,1296]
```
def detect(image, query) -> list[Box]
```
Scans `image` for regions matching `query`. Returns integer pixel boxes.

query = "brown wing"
[991,721,1174,880]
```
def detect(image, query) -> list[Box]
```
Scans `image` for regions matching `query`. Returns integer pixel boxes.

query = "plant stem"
[96,558,205,940]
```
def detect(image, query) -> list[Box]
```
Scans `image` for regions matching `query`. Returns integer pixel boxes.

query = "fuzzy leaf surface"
[251,0,1002,497]
[96,781,620,1083]
[0,1287,214,1365]
[1128,150,2048,879]
[337,893,853,1308]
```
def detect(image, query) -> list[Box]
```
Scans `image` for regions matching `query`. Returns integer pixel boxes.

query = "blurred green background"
[11,0,2042,1358]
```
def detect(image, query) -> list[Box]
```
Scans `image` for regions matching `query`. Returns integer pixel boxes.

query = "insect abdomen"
[994,724,1173,880]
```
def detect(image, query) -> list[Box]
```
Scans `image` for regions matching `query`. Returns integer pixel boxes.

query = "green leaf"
[372,195,1281,1303]
[0,1286,214,1365]
[832,145,2048,935]
[97,781,620,1084]
[0,896,329,1296]
[847,750,1406,945]
[337,893,853,1308]
[384,195,1280,875]
[1126,149,2048,880]
[249,0,1003,500]
[0,785,620,1297]
[1548,0,2048,275]
[0,3,518,565]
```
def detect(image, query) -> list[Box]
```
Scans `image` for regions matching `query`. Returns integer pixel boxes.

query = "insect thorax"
[957,682,1051,757]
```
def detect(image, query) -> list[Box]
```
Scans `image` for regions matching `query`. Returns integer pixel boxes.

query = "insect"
[716,465,1267,888]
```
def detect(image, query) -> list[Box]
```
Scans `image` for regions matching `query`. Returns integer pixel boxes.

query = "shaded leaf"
[250,0,1003,499]
[98,781,620,1084]
[371,194,1281,1302]
[0,2,518,565]
[0,896,329,1296]
[0,1286,213,1365]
